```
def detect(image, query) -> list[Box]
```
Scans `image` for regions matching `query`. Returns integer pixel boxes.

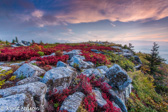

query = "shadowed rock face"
[106,64,132,91]
[0,93,36,112]
[42,67,76,92]
[0,82,47,112]
[14,63,46,78]
[60,92,85,112]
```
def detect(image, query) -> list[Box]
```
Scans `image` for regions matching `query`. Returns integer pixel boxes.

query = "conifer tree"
[15,37,18,43]
[146,42,164,75]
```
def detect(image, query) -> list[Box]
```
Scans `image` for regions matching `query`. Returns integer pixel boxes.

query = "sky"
[0,0,168,46]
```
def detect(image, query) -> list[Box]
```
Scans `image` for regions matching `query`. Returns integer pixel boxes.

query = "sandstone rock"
[0,93,36,112]
[42,67,76,92]
[14,63,45,78]
[108,89,127,112]
[97,65,109,72]
[70,55,94,69]
[93,90,107,107]
[106,64,132,91]
[60,92,85,112]
[16,76,42,85]
[0,82,47,112]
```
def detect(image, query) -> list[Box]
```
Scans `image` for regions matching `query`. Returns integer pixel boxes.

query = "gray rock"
[93,90,107,107]
[70,55,94,69]
[60,92,85,112]
[82,68,105,78]
[106,64,132,91]
[16,76,42,85]
[97,65,109,72]
[91,49,99,52]
[82,68,94,77]
[57,61,68,67]
[64,50,82,59]
[133,55,142,64]
[0,93,36,112]
[125,84,132,98]
[14,63,45,78]
[0,62,5,65]
[108,89,127,112]
[0,66,11,72]
[0,82,47,112]
[10,63,22,66]
[122,49,133,57]
[42,67,76,92]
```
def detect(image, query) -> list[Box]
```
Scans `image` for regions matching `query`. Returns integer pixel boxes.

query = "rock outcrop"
[0,82,47,112]
[42,67,76,92]
[0,93,36,112]
[106,64,132,91]
[14,63,45,78]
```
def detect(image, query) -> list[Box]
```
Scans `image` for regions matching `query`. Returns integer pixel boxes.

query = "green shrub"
[127,71,168,112]
[105,51,135,71]
[37,51,44,56]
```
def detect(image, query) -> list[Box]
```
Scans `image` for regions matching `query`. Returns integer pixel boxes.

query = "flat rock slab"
[0,82,47,112]
[60,92,85,112]
[16,76,42,85]
[93,90,107,107]
[106,64,132,91]
[14,63,45,78]
[42,67,76,92]
[0,93,36,112]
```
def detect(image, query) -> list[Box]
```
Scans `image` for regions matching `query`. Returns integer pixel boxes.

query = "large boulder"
[93,90,107,107]
[0,82,47,112]
[106,64,132,91]
[70,55,94,69]
[0,93,36,112]
[64,50,82,59]
[13,63,45,78]
[16,76,42,85]
[42,67,76,92]
[60,92,85,112]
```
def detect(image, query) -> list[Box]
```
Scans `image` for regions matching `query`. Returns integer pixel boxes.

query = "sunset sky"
[0,0,168,46]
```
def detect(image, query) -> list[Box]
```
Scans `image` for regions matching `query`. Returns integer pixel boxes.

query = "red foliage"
[0,43,116,61]
[82,51,110,65]
[31,55,69,66]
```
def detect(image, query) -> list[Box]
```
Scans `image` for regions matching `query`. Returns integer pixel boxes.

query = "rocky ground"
[0,43,167,112]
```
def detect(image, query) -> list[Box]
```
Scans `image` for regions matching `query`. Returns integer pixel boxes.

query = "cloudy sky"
[0,0,168,45]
